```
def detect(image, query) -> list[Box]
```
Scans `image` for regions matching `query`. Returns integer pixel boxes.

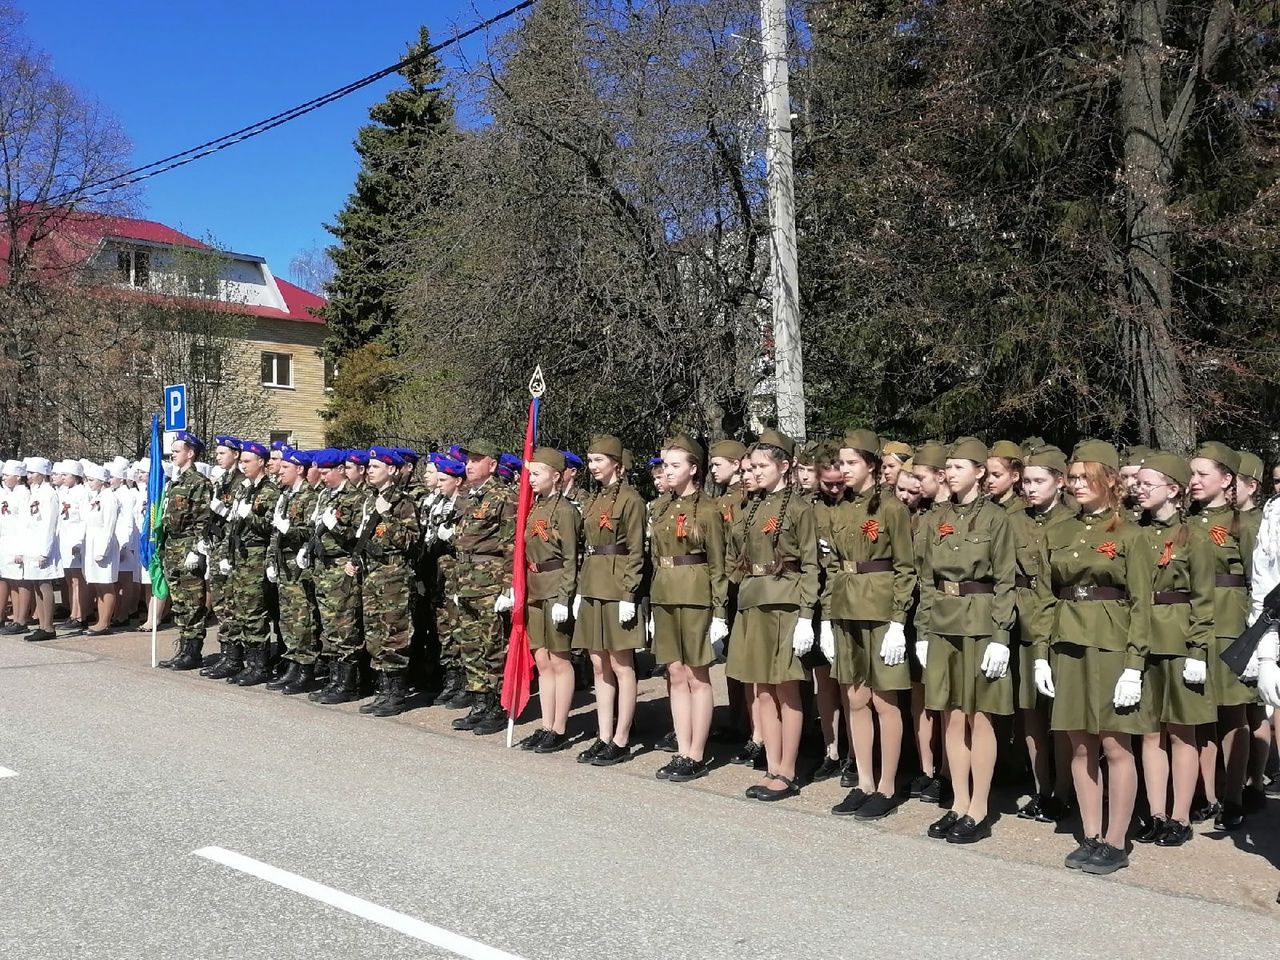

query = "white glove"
[709,617,729,659]
[184,550,201,571]
[792,618,815,657]
[819,621,836,661]
[880,622,907,666]
[1261,662,1280,708]
[981,642,1010,680]
[322,508,338,531]
[915,639,929,670]
[375,494,392,514]
[235,500,251,519]
[218,558,231,575]
[494,591,514,614]
[295,547,310,570]
[266,564,278,583]
[210,498,228,518]
[95,553,107,565]
[274,497,286,521]
[647,614,655,639]
[1182,658,1207,685]
[1113,668,1142,708]
[195,538,209,556]
[572,594,581,619]
[1244,650,1261,681]
[551,602,569,624]
[1033,658,1055,698]
[436,524,455,542]
[618,600,637,625]
[273,511,290,534]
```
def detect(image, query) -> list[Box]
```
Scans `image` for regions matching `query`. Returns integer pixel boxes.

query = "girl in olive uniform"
[1131,452,1215,847]
[1187,442,1257,831]
[810,448,849,783]
[650,434,728,782]
[823,430,917,822]
[520,448,583,755]
[1030,440,1155,875]
[915,437,1017,843]
[1008,443,1074,823]
[725,430,819,802]
[1236,450,1272,812]
[574,434,646,767]
[985,440,1026,514]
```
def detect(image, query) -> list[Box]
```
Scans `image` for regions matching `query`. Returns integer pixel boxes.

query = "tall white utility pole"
[760,0,805,441]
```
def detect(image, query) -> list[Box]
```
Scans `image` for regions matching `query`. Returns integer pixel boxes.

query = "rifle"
[1221,582,1280,676]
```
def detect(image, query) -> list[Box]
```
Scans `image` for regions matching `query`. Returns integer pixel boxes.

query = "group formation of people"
[6,428,1280,880]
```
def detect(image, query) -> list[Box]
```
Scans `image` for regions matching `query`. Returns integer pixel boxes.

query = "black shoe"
[591,742,630,766]
[745,780,768,799]
[359,673,388,715]
[1215,800,1245,831]
[755,775,800,802]
[919,775,945,805]
[577,739,605,764]
[282,663,315,695]
[25,629,56,642]
[168,637,205,672]
[267,661,301,691]
[451,694,491,730]
[199,643,228,677]
[1065,837,1101,870]
[1017,794,1045,821]
[731,740,764,767]
[1243,785,1267,814]
[533,731,568,754]
[371,672,409,718]
[446,689,476,710]
[945,815,990,844]
[1038,795,1068,823]
[433,669,463,706]
[908,772,934,798]
[853,792,898,822]
[471,701,508,735]
[927,811,959,839]
[309,660,339,701]
[656,755,684,780]
[519,729,550,752]
[655,731,678,754]
[317,662,360,705]
[1,622,26,635]
[1134,815,1167,844]
[157,643,182,669]
[207,643,243,681]
[1080,841,1129,875]
[811,755,843,783]
[839,760,858,788]
[1191,800,1220,823]
[670,758,710,783]
[832,787,872,817]
[233,645,271,686]
[1155,819,1192,847]
[1265,778,1280,800]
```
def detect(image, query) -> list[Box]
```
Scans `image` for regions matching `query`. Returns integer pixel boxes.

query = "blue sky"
[19,0,510,288]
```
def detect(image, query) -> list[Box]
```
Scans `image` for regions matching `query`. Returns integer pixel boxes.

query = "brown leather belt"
[587,544,629,557]
[1216,574,1248,588]
[838,559,893,574]
[527,559,565,573]
[1055,584,1128,602]
[656,554,707,568]
[749,560,801,577]
[458,551,503,564]
[1015,574,1036,589]
[935,578,995,597]
[1153,590,1191,605]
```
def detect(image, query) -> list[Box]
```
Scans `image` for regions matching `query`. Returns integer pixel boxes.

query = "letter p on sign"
[164,384,187,432]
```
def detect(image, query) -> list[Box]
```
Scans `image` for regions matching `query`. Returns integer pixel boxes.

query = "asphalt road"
[1,634,1279,960]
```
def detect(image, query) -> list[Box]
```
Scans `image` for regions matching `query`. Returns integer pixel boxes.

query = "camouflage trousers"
[436,556,461,673]
[209,543,236,644]
[364,559,412,672]
[225,545,270,647]
[456,591,507,694]
[313,558,363,662]
[162,540,207,645]
[278,566,320,665]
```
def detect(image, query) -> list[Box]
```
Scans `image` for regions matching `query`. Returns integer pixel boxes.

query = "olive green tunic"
[1008,500,1073,710]
[916,496,1017,715]
[573,481,645,652]
[1030,507,1156,735]
[649,490,727,667]
[1190,504,1257,707]
[1141,512,1216,726]
[524,493,583,653]
[724,487,819,684]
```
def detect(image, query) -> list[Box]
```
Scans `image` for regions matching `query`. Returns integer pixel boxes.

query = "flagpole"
[505,367,544,747]
[150,594,158,668]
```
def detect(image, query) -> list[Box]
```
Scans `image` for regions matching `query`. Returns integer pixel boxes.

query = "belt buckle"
[658,556,674,569]
[1027,575,1037,590]
[751,563,768,576]
[943,581,961,598]
[586,546,597,557]
[1073,585,1089,602]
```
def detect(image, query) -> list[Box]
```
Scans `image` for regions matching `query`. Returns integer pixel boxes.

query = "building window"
[116,248,151,288]
[261,351,293,388]
[324,357,337,391]
[269,431,293,446]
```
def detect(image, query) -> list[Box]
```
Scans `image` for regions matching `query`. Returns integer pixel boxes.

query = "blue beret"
[561,450,583,469]
[396,447,420,464]
[499,453,524,471]
[270,440,288,452]
[344,449,369,467]
[429,452,466,478]
[368,446,403,467]
[648,456,664,468]
[173,430,205,452]
[242,441,268,459]
[313,449,344,469]
[282,448,311,468]
[214,435,241,452]
[447,444,465,461]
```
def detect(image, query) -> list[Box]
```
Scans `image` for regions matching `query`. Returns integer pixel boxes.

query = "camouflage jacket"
[309,481,364,563]
[162,466,211,550]
[453,478,517,597]
[206,466,242,547]
[227,474,281,560]
[353,483,419,570]
[270,480,319,565]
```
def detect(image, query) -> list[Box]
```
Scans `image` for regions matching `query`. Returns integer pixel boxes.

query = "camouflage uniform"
[310,481,364,662]
[224,475,281,648]
[160,465,212,646]
[270,478,320,665]
[206,466,242,643]
[453,478,518,694]
[428,492,465,677]
[354,483,420,671]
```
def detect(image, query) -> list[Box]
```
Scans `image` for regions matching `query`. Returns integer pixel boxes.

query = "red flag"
[500,396,539,725]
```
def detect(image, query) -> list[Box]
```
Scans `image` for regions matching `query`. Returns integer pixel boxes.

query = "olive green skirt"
[572,597,642,652]
[726,604,805,686]
[833,620,910,692]
[1146,654,1216,727]
[1013,641,1051,712]
[1049,643,1158,736]
[527,599,574,654]
[1208,635,1255,708]
[652,603,714,668]
[924,635,1013,716]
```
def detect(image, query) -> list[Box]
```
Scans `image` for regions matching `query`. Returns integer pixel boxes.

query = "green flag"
[149,495,169,601]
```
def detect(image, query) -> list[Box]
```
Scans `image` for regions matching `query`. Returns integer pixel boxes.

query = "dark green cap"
[1071,439,1120,471]
[1025,444,1068,476]
[530,446,565,472]
[841,428,880,458]
[587,434,624,460]
[1121,445,1152,469]
[757,429,796,458]
[461,438,500,459]
[709,439,747,462]
[880,440,913,461]
[1193,441,1240,476]
[1238,451,1263,482]
[949,436,989,464]
[664,433,704,463]
[913,441,947,470]
[1144,451,1190,487]
[989,440,1023,461]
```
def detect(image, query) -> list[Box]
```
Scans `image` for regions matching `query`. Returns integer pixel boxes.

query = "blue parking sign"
[164,384,187,432]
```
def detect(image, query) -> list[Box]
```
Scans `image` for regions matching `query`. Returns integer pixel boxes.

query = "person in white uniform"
[110,464,140,625]
[56,460,89,630]
[82,463,119,635]
[20,457,61,642]
[0,460,29,633]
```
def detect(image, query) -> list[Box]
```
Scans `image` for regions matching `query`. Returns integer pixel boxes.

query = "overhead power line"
[50,0,536,206]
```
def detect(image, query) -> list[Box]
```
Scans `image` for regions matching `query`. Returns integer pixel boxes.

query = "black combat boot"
[371,671,409,718]
[266,661,301,691]
[359,672,388,715]
[235,644,271,686]
[472,696,508,736]
[199,642,227,676]
[169,637,205,672]
[309,658,338,702]
[446,686,476,710]
[433,668,463,706]
[452,692,490,731]
[206,642,243,680]
[318,661,360,705]
[157,641,183,669]
[282,662,315,695]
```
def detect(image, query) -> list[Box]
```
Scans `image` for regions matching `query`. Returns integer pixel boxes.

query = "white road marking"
[192,846,527,960]
[0,766,16,778]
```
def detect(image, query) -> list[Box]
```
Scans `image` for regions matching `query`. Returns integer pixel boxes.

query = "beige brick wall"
[241,317,329,449]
